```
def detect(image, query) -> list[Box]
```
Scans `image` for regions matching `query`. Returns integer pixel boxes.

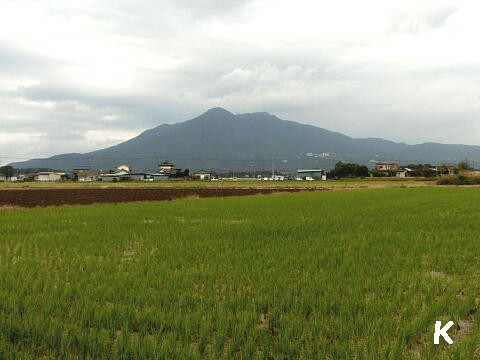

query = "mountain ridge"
[9,107,480,172]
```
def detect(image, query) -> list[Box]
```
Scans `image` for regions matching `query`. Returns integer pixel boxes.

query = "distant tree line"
[328,160,477,179]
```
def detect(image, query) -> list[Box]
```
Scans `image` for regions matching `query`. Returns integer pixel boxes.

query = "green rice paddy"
[1,188,479,359]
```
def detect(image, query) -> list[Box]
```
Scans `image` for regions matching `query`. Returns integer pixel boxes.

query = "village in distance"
[0,159,478,185]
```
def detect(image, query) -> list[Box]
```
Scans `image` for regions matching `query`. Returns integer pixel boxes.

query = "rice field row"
[1,188,479,359]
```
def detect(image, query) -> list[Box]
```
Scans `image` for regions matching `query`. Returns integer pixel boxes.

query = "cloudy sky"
[1,0,480,164]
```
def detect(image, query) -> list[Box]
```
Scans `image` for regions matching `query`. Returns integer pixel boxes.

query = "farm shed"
[78,171,99,182]
[128,173,151,181]
[35,172,66,182]
[150,173,170,181]
[395,168,413,178]
[296,169,325,180]
[19,173,36,181]
[97,174,129,182]
[193,170,212,181]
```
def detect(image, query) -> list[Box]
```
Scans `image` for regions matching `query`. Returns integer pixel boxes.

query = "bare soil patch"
[0,187,329,208]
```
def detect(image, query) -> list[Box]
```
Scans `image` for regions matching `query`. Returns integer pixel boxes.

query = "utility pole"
[271,157,275,180]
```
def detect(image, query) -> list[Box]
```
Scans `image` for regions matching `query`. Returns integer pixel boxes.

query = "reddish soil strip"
[0,187,330,208]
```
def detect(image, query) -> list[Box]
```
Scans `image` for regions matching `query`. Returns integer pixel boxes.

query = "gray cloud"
[0,42,56,75]
[1,0,479,165]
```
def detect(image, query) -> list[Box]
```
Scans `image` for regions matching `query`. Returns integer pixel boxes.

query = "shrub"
[437,175,480,185]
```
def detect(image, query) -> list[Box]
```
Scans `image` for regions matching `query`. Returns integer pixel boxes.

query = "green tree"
[457,161,471,171]
[328,162,369,179]
[0,166,13,178]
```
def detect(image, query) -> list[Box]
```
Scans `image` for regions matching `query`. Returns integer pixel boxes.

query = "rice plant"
[0,188,479,359]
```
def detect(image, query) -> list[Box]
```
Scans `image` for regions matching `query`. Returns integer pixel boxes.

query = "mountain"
[10,107,480,172]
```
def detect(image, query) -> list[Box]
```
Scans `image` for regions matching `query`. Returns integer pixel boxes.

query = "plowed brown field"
[0,187,330,208]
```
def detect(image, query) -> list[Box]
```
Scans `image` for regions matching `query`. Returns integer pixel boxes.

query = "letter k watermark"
[434,321,454,345]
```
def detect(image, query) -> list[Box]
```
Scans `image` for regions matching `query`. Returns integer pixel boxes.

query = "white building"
[35,172,65,182]
[98,163,131,182]
[115,163,131,174]
[296,169,324,180]
[78,171,99,182]
[193,170,212,181]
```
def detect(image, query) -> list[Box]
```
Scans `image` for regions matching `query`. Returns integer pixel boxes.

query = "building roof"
[37,172,66,175]
[159,160,175,165]
[78,171,99,177]
[376,161,399,165]
[297,169,323,173]
[99,173,129,177]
